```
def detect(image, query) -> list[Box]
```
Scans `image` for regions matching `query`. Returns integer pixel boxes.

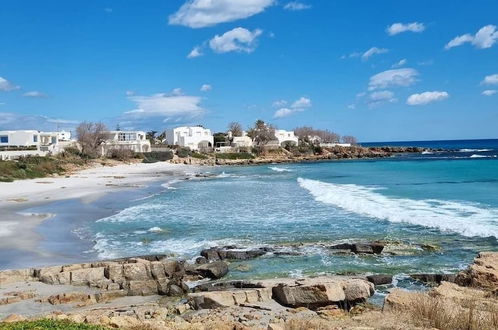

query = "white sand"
[0,161,196,252]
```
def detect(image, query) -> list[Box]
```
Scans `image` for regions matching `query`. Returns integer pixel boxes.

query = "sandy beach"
[0,161,196,269]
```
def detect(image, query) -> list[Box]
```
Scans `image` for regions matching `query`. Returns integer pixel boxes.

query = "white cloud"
[482,74,498,85]
[482,90,497,96]
[187,46,203,58]
[367,90,397,107]
[445,25,498,49]
[0,112,78,130]
[272,99,287,107]
[368,68,419,91]
[362,47,389,60]
[126,90,135,96]
[200,84,212,92]
[126,90,205,120]
[23,91,47,98]
[169,0,274,28]
[392,59,407,68]
[273,96,311,118]
[406,91,449,106]
[209,27,263,53]
[291,96,311,108]
[387,22,426,36]
[283,1,311,11]
[0,77,20,91]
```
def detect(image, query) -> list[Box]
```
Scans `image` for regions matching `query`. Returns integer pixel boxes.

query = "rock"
[127,280,159,296]
[195,261,229,279]
[329,242,384,254]
[123,263,150,281]
[36,266,64,284]
[200,246,271,261]
[70,267,105,287]
[47,292,96,305]
[0,268,35,285]
[410,274,456,285]
[2,314,26,323]
[383,289,420,311]
[95,290,127,302]
[366,275,392,286]
[272,282,345,308]
[109,315,142,328]
[168,284,185,296]
[195,256,208,264]
[190,291,237,309]
[342,279,374,303]
[455,252,498,290]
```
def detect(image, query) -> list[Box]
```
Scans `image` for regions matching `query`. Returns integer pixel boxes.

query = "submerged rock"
[410,274,456,285]
[194,261,229,279]
[200,246,273,261]
[366,275,393,286]
[329,242,385,255]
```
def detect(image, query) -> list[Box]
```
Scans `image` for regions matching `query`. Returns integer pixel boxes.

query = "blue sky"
[0,0,497,142]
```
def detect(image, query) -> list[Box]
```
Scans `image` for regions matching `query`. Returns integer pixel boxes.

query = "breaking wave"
[269,167,293,172]
[297,178,498,238]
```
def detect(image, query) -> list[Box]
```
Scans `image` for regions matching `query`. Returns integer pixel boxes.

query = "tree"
[247,120,276,149]
[342,135,358,145]
[146,131,157,144]
[294,127,340,144]
[228,122,243,137]
[213,132,229,147]
[76,122,108,158]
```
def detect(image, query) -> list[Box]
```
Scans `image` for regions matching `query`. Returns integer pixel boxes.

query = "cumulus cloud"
[291,96,311,108]
[368,68,419,91]
[209,27,263,53]
[392,59,407,68]
[362,47,389,60]
[367,90,397,107]
[273,96,311,118]
[445,25,498,49]
[200,84,212,92]
[406,91,449,106]
[482,74,498,85]
[187,46,203,58]
[125,90,205,121]
[482,90,497,96]
[0,77,20,91]
[23,91,47,98]
[0,112,78,130]
[387,22,426,36]
[283,1,311,11]
[169,0,274,28]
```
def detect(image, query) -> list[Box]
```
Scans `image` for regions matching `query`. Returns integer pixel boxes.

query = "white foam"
[459,149,492,152]
[421,151,434,155]
[269,167,292,172]
[470,154,496,158]
[148,227,163,233]
[297,178,498,238]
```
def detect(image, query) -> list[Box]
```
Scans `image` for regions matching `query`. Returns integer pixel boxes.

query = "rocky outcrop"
[455,251,498,291]
[410,273,456,285]
[329,242,385,254]
[366,274,393,286]
[193,261,229,279]
[200,246,273,261]
[0,256,187,297]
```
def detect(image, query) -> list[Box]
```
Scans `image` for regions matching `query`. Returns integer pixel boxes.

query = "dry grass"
[405,295,498,330]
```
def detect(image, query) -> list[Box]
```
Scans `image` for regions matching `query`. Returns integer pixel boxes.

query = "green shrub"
[215,152,254,160]
[0,156,66,182]
[0,319,108,329]
[142,151,174,163]
[191,152,208,159]
[176,147,191,158]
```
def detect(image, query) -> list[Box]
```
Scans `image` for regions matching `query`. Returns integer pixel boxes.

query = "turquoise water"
[85,154,498,280]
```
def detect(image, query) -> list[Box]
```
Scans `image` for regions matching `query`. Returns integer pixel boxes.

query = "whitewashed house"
[164,126,214,151]
[101,131,151,155]
[0,130,67,160]
[275,129,299,146]
[228,130,253,148]
[57,130,72,142]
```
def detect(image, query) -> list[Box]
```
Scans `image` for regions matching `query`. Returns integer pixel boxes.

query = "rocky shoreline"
[170,146,431,166]
[1,245,496,329]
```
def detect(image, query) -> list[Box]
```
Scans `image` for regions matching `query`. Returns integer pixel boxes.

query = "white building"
[228,130,253,148]
[0,130,66,160]
[101,131,151,155]
[164,126,214,151]
[275,129,299,146]
[57,130,72,142]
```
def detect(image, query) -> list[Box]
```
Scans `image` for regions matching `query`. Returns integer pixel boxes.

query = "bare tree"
[247,120,276,147]
[342,135,358,145]
[76,122,108,157]
[228,122,243,137]
[294,126,340,144]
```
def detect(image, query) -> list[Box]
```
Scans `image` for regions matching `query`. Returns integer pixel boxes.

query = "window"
[33,135,38,143]
[0,136,8,143]
[118,133,136,141]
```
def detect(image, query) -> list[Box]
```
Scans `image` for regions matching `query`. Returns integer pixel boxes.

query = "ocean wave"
[421,151,434,155]
[269,167,293,172]
[470,154,497,158]
[459,149,493,152]
[297,178,498,238]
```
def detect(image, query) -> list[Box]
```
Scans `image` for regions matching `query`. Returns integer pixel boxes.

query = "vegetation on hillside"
[0,319,108,330]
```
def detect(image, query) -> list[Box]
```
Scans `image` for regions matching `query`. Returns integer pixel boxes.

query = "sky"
[0,0,497,142]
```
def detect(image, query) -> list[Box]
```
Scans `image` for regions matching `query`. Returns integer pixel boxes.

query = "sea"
[44,139,498,292]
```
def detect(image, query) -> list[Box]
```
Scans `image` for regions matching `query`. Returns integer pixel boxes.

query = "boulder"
[342,279,374,302]
[272,283,345,308]
[456,252,498,291]
[200,246,272,261]
[70,267,105,287]
[122,263,150,281]
[329,242,384,254]
[383,289,420,311]
[2,314,27,323]
[366,275,392,286]
[195,261,229,279]
[190,291,236,309]
[410,274,456,285]
[126,280,159,296]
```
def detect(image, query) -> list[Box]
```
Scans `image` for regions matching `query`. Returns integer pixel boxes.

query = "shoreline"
[0,161,200,270]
